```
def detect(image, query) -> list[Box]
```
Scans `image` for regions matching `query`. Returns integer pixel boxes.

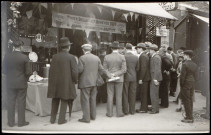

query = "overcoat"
[47,51,78,100]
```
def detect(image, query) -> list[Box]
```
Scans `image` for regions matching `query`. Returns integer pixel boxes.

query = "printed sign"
[159,2,178,11]
[156,26,168,37]
[52,11,126,34]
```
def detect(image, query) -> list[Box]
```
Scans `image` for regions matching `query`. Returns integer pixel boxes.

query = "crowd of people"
[3,37,199,127]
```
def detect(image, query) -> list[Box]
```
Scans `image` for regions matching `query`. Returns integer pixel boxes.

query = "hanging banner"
[123,13,128,22]
[97,6,102,14]
[135,14,139,21]
[139,28,142,35]
[111,10,116,20]
[70,3,74,10]
[129,12,134,18]
[26,10,33,19]
[40,3,47,9]
[52,11,126,34]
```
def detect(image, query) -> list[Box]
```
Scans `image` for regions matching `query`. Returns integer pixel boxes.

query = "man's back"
[78,53,101,89]
[124,52,138,82]
[3,51,31,89]
[103,52,126,82]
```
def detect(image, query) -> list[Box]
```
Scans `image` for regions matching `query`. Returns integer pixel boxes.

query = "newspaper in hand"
[108,76,120,82]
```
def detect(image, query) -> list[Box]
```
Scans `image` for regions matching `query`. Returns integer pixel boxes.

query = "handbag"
[96,73,104,87]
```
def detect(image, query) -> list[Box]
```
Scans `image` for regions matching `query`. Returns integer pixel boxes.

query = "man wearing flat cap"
[118,42,126,55]
[48,37,78,124]
[135,43,151,113]
[3,40,32,127]
[180,50,198,123]
[148,44,162,114]
[122,43,139,115]
[103,41,127,117]
[78,43,111,123]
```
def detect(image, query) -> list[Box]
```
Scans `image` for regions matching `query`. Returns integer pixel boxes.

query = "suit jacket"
[159,53,173,81]
[47,51,78,100]
[150,53,163,82]
[170,52,178,68]
[103,52,127,82]
[180,60,198,87]
[78,52,107,89]
[138,52,151,82]
[124,52,139,82]
[3,51,32,89]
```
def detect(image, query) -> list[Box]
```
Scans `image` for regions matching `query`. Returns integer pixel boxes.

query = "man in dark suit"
[78,44,111,123]
[47,37,78,125]
[167,47,178,97]
[148,44,162,114]
[123,43,139,115]
[3,40,32,127]
[158,47,173,108]
[103,41,127,117]
[135,43,151,113]
[180,50,198,123]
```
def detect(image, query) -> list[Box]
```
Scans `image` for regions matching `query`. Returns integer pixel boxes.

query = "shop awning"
[95,3,178,20]
[192,14,209,24]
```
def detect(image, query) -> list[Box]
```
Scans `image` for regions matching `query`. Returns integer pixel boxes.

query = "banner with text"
[52,11,126,34]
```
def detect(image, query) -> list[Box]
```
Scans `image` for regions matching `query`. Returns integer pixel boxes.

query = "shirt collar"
[85,51,91,55]
[152,52,157,58]
[140,51,144,56]
[112,50,119,53]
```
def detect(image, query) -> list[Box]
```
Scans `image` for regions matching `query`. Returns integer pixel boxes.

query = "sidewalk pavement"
[2,91,210,133]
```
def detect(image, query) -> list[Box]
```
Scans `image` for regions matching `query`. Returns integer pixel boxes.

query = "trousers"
[80,87,97,121]
[139,82,149,111]
[107,82,124,117]
[122,81,137,114]
[150,81,160,112]
[181,81,194,120]
[7,88,27,125]
[50,98,73,124]
[159,79,170,107]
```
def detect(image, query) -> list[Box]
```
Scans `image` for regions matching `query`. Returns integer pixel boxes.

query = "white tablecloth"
[26,82,81,116]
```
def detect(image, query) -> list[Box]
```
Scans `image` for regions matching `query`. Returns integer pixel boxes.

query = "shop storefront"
[3,2,177,77]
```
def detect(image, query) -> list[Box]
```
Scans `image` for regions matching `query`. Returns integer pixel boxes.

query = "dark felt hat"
[125,43,133,49]
[111,41,119,49]
[183,50,194,57]
[60,37,72,47]
[13,40,24,47]
[135,43,146,49]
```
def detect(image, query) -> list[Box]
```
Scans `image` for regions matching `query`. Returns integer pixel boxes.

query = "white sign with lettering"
[52,11,126,34]
[159,2,178,11]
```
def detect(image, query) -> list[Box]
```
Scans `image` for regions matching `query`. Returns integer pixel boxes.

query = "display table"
[26,82,81,116]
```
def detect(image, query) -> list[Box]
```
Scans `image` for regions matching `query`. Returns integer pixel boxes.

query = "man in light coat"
[78,44,111,123]
[148,44,162,114]
[103,41,127,117]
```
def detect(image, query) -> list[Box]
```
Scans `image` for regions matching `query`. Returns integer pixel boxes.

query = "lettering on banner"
[52,11,126,34]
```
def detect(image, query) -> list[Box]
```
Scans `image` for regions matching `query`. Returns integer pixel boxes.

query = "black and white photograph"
[1,1,210,133]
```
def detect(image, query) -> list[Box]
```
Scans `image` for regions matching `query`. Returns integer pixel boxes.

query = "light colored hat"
[81,44,92,50]
[135,43,146,49]
[150,44,158,51]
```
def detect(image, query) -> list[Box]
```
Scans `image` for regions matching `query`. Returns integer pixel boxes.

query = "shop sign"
[159,2,178,11]
[52,11,126,34]
[156,26,168,37]
[21,45,32,52]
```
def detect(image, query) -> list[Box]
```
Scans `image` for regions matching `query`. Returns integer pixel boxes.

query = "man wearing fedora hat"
[103,41,126,117]
[180,50,198,123]
[47,37,78,124]
[3,40,32,127]
[122,43,139,115]
[148,44,162,114]
[78,43,111,123]
[135,43,151,113]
